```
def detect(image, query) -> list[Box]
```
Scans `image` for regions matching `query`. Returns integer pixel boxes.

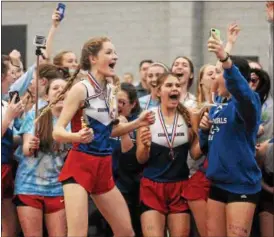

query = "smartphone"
[57,3,66,21]
[33,35,46,47]
[9,91,20,103]
[210,28,221,41]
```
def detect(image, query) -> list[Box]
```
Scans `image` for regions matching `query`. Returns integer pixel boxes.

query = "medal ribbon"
[87,72,110,111]
[145,95,152,110]
[158,106,178,155]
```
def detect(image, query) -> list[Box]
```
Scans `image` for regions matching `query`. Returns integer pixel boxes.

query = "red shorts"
[14,194,64,214]
[182,170,211,201]
[1,164,14,199]
[59,149,115,195]
[140,177,189,215]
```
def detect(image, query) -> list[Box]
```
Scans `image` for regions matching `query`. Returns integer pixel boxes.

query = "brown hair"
[35,68,81,124]
[171,56,194,89]
[156,72,191,128]
[53,51,73,67]
[37,78,66,152]
[38,63,63,80]
[80,37,110,70]
[35,37,111,124]
[196,64,213,104]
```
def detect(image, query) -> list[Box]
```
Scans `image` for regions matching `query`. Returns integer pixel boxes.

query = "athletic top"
[143,106,190,182]
[71,74,113,156]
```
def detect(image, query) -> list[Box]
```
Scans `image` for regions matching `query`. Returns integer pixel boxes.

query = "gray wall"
[2,2,270,91]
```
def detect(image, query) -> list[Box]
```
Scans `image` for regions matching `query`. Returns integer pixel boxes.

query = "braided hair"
[35,37,115,124]
[35,68,81,124]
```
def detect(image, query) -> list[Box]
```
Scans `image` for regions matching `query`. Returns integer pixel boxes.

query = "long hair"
[156,72,191,128]
[120,82,141,116]
[171,56,194,89]
[35,37,113,123]
[37,78,66,152]
[251,68,271,105]
[196,64,214,104]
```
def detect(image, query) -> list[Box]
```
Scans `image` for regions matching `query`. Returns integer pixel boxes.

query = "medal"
[87,72,111,114]
[158,106,179,160]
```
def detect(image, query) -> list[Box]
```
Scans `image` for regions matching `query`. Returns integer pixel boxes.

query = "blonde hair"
[196,64,214,104]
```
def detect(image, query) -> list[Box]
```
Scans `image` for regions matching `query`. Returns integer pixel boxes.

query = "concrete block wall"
[2,2,270,90]
[203,2,269,68]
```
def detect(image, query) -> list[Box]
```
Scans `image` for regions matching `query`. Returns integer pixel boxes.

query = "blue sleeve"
[9,64,35,96]
[18,111,35,135]
[224,65,261,129]
[198,129,209,154]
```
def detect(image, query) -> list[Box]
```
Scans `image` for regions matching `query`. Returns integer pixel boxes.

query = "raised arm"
[111,110,155,138]
[9,64,35,96]
[216,23,240,69]
[209,34,261,128]
[2,97,24,137]
[46,9,62,61]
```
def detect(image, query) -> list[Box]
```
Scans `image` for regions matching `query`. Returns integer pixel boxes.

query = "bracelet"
[219,52,230,63]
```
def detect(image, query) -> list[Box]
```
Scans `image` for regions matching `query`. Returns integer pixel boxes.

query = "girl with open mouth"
[139,62,170,110]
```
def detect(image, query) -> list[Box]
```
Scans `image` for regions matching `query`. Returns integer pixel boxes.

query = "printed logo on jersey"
[158,132,185,137]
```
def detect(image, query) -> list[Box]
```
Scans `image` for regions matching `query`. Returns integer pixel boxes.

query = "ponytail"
[177,103,191,128]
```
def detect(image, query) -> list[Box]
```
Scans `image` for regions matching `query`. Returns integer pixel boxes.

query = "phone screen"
[57,3,66,20]
[9,91,20,103]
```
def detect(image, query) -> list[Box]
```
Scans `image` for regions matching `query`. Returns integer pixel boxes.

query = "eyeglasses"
[118,100,129,106]
[250,78,259,84]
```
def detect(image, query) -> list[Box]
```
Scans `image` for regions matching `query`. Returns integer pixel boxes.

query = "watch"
[219,52,230,63]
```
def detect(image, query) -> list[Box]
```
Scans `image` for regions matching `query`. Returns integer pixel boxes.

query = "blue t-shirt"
[14,115,71,196]
[139,95,159,110]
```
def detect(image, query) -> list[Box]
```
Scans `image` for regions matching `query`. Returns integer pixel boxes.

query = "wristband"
[219,52,230,63]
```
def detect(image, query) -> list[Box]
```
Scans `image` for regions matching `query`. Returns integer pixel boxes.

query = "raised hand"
[52,9,62,28]
[6,95,24,121]
[208,32,227,60]
[9,49,21,60]
[227,23,240,45]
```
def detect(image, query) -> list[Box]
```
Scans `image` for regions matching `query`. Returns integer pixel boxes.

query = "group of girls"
[2,3,274,237]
